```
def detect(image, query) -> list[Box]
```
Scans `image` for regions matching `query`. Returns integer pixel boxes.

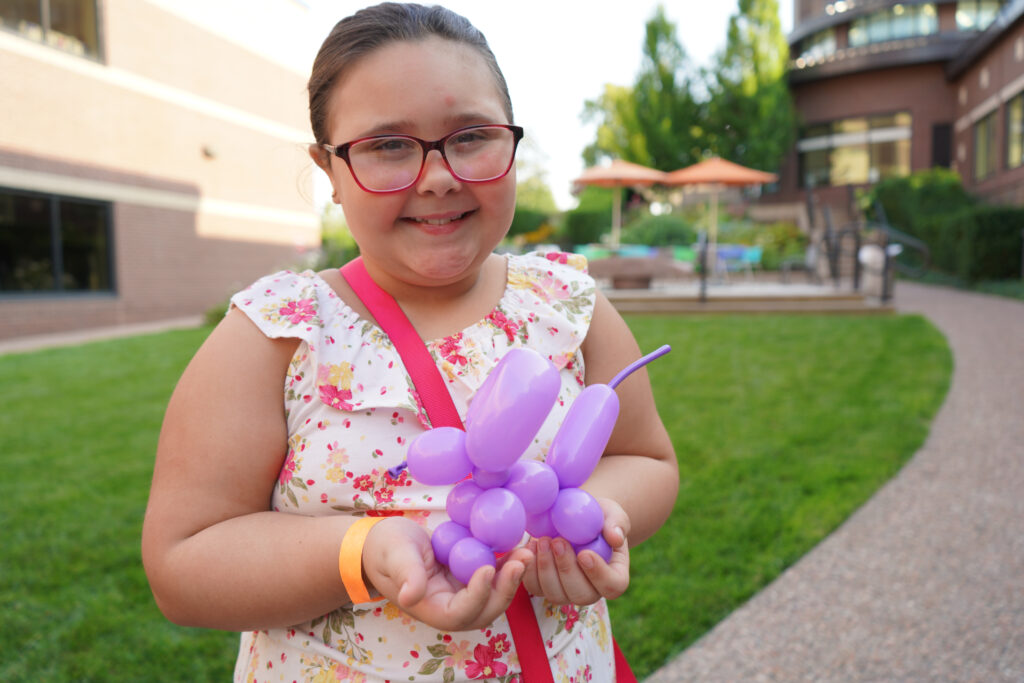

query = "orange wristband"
[339,517,385,604]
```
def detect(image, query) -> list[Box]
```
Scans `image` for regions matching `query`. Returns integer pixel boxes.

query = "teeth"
[415,212,467,225]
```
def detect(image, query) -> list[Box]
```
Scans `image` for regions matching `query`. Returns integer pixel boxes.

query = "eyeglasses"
[321,124,524,193]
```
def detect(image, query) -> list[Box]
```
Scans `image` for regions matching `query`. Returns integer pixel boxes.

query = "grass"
[615,313,951,677]
[0,314,952,681]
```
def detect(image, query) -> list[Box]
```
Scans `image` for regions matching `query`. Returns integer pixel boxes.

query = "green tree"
[582,6,704,170]
[705,0,796,172]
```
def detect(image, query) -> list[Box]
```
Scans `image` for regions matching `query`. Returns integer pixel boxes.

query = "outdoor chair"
[780,244,821,284]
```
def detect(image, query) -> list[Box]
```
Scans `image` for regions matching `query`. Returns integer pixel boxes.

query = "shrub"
[508,207,550,238]
[563,209,609,247]
[916,205,1024,282]
[717,220,806,270]
[622,213,696,247]
[866,168,976,235]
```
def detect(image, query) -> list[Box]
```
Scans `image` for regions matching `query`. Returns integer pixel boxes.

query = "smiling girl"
[141,4,677,681]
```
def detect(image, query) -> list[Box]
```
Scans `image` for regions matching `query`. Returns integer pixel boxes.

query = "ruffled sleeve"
[230,270,425,421]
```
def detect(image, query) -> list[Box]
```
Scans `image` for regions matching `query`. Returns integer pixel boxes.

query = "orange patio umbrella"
[573,160,668,248]
[665,157,778,273]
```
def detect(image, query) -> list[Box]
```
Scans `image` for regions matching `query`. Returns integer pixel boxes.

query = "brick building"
[0,0,319,339]
[779,0,1024,222]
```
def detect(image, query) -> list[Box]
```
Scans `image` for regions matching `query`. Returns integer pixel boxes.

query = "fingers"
[578,538,630,600]
[524,532,631,605]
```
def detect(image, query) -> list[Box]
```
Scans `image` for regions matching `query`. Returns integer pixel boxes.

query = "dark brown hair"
[308,3,514,144]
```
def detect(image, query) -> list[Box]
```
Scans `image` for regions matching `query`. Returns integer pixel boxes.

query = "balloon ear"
[464,348,560,472]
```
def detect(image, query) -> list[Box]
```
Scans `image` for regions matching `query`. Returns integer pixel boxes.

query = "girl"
[141,3,678,681]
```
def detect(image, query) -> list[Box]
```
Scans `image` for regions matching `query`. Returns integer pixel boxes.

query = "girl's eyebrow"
[356,113,504,139]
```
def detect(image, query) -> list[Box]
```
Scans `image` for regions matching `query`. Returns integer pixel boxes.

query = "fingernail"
[553,540,565,557]
[579,552,594,569]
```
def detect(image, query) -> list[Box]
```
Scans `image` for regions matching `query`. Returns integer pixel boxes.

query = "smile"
[407,210,472,226]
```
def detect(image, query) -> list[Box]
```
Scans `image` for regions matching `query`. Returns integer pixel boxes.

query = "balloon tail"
[608,344,671,389]
[388,461,409,478]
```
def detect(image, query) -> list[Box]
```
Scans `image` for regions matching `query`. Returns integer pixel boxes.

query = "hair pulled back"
[308,3,513,144]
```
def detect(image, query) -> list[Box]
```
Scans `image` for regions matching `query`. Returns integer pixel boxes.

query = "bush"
[916,205,1024,282]
[866,168,976,234]
[717,220,806,270]
[622,213,696,247]
[563,209,609,247]
[508,207,550,238]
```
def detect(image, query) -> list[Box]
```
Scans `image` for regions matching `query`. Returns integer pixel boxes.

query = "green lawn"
[0,314,951,681]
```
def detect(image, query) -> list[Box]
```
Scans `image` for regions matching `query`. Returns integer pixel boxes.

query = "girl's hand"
[508,497,631,605]
[362,516,525,632]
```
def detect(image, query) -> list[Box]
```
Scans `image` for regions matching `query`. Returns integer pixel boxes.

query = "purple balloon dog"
[402,345,671,585]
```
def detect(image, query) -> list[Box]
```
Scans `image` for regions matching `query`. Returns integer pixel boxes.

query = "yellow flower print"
[318,362,354,390]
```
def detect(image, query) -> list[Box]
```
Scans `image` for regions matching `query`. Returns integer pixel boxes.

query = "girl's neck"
[359,254,507,341]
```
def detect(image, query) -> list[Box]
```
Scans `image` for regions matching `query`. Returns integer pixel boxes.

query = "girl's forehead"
[326,38,507,138]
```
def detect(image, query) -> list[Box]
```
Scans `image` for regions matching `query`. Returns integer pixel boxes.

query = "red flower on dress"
[560,604,580,631]
[279,298,316,324]
[488,633,511,656]
[437,334,468,366]
[353,475,374,491]
[545,252,569,264]
[318,385,353,410]
[486,310,520,343]
[465,643,508,679]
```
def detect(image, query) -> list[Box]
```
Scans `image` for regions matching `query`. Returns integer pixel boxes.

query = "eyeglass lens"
[348,126,517,192]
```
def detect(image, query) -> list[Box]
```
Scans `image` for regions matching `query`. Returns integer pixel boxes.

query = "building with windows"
[0,0,320,339]
[777,0,1024,221]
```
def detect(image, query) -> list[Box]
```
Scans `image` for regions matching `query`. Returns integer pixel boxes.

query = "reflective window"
[0,188,113,293]
[849,3,938,47]
[956,1,1005,31]
[1006,93,1022,170]
[798,113,913,187]
[798,28,836,62]
[0,0,100,59]
[973,110,999,181]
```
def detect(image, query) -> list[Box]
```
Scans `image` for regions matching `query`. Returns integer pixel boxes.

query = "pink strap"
[339,256,633,682]
[340,258,462,430]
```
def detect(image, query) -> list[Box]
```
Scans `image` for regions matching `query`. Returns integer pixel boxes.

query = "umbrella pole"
[709,185,719,279]
[611,187,622,249]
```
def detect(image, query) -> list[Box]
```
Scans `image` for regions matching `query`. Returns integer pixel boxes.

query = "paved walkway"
[648,282,1024,682]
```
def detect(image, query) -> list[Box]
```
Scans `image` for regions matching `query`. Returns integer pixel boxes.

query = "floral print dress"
[229,252,617,683]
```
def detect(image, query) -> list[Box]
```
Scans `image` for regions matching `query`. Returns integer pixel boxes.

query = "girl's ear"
[309,144,331,173]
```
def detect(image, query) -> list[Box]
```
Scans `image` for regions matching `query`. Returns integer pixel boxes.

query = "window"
[0,188,113,293]
[797,113,912,187]
[956,1,1005,31]
[1008,92,1023,169]
[0,0,100,59]
[797,28,836,63]
[849,3,938,47]
[973,110,999,181]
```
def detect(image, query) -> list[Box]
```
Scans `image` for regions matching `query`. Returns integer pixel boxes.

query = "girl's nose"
[415,149,462,195]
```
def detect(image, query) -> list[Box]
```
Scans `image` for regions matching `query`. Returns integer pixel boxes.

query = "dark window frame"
[973,108,999,182]
[0,186,117,297]
[0,0,104,62]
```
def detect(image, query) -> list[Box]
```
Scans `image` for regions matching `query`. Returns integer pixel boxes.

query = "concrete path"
[648,282,1024,682]
[0,316,202,355]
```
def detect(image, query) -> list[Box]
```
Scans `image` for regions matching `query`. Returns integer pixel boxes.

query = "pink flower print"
[560,604,580,631]
[444,639,473,668]
[374,487,394,504]
[545,252,569,264]
[437,335,469,367]
[354,475,374,492]
[465,643,508,679]
[318,385,353,410]
[279,450,297,485]
[279,298,315,324]
[486,310,521,343]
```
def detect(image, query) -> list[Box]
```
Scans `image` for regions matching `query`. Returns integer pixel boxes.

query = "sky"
[297,1,794,209]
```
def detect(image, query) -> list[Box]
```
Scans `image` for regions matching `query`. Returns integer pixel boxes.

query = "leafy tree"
[582,6,704,170]
[705,0,796,172]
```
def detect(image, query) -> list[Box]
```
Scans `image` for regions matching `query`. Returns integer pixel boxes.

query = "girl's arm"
[142,309,522,632]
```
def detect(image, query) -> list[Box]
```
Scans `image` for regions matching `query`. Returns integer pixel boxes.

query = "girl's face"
[318,38,516,289]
